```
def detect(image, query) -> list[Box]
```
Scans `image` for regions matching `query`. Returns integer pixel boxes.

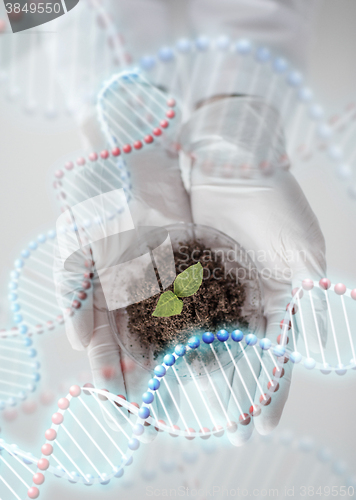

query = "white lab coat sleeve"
[188,0,320,69]
[183,0,322,106]
[105,0,173,60]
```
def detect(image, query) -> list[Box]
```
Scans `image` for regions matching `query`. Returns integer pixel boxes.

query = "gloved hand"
[54,76,263,446]
[55,89,326,443]
[54,85,193,441]
[179,96,327,436]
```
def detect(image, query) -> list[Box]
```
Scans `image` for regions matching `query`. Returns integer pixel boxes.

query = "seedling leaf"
[174,262,203,298]
[152,291,183,317]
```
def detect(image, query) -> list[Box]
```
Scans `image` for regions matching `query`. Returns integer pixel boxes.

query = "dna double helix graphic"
[136,36,329,174]
[117,331,286,440]
[7,230,92,337]
[0,0,127,120]
[97,70,177,151]
[281,279,356,374]
[140,431,356,498]
[0,439,40,499]
[0,334,39,411]
[1,321,355,499]
[0,32,356,500]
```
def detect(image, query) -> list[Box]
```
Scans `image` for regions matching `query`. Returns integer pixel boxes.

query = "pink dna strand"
[0,0,127,119]
[53,71,177,225]
[280,279,356,374]
[0,381,83,424]
[36,385,143,489]
[97,70,177,152]
[3,384,147,498]
[0,331,284,497]
[7,229,93,337]
[1,424,355,499]
[53,38,345,225]
[0,439,42,500]
[53,149,132,219]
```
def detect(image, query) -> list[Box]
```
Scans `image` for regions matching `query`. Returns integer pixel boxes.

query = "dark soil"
[117,240,248,359]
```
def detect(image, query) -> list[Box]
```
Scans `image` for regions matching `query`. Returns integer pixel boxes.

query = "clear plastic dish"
[108,222,262,378]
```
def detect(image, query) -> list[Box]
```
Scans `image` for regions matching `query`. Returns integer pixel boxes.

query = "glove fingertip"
[254,412,282,436]
[227,421,254,447]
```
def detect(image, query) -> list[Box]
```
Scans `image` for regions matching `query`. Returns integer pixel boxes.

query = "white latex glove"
[187,0,320,72]
[180,96,327,435]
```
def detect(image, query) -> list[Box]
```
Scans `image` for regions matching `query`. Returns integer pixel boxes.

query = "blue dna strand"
[0,333,39,410]
[8,229,92,336]
[52,149,132,227]
[137,35,330,177]
[131,331,286,442]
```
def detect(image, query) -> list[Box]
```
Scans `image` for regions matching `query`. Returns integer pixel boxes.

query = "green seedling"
[152,262,203,318]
